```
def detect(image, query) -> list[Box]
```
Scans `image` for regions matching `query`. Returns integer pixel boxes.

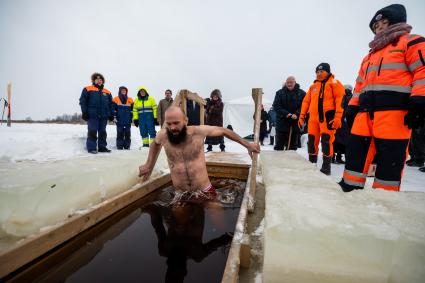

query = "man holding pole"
[273,76,305,150]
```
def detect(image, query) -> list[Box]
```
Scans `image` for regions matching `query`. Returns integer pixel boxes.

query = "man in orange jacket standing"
[298,63,345,175]
[339,4,425,192]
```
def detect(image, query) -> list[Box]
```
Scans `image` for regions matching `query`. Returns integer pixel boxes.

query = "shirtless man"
[138,106,260,200]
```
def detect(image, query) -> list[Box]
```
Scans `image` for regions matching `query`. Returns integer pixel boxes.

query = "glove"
[154,118,159,126]
[404,104,425,129]
[82,112,89,121]
[134,119,139,127]
[331,115,342,129]
[109,115,114,122]
[298,115,305,129]
[345,105,359,130]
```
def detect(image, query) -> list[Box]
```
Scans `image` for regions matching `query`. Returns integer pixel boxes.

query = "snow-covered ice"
[0,123,169,238]
[261,151,425,283]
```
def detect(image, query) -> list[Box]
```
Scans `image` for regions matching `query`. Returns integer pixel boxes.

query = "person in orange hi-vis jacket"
[339,4,425,192]
[298,63,345,175]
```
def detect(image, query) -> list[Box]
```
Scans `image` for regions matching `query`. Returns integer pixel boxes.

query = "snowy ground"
[0,123,423,192]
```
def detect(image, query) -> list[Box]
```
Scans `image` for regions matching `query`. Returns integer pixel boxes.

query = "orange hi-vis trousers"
[343,110,411,191]
[307,118,336,159]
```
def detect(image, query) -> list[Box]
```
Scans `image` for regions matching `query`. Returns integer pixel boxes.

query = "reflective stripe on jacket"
[133,95,157,120]
[350,33,425,110]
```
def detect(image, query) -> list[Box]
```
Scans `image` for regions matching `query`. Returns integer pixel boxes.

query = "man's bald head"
[165,106,185,118]
[164,106,188,131]
[285,76,296,91]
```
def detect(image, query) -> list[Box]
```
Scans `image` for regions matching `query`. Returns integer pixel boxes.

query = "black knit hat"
[91,72,105,83]
[316,63,331,74]
[369,4,406,33]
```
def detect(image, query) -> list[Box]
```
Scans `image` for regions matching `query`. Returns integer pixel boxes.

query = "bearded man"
[138,106,260,202]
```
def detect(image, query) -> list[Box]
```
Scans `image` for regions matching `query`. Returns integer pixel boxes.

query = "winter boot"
[269,136,274,145]
[320,156,332,175]
[98,147,111,153]
[335,153,345,164]
[308,154,318,163]
[419,166,425,172]
[88,150,98,154]
[207,144,213,152]
[331,154,336,164]
[406,159,424,167]
[338,179,363,193]
[220,143,225,152]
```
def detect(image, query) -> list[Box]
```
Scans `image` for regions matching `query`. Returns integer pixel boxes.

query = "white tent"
[223,96,273,138]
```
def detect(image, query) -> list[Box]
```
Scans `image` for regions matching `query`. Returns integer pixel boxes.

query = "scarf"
[369,23,412,52]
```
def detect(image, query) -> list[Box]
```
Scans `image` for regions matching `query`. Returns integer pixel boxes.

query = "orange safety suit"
[299,74,345,162]
[342,33,425,191]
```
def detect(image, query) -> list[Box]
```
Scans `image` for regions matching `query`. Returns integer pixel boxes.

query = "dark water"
[28,178,245,283]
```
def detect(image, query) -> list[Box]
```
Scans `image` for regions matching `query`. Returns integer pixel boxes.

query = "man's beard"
[167,126,187,145]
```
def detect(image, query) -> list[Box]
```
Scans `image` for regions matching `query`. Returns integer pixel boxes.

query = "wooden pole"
[248,88,262,213]
[181,90,188,116]
[7,83,11,127]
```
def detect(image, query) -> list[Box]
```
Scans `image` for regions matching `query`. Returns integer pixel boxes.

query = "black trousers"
[409,126,425,162]
[275,130,298,151]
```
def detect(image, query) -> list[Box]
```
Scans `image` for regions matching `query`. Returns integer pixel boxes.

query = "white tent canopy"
[223,96,273,138]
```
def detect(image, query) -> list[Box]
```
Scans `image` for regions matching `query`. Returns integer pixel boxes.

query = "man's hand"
[298,117,305,128]
[291,114,298,120]
[246,142,260,158]
[331,118,342,129]
[138,164,153,181]
[286,113,292,118]
[82,112,89,121]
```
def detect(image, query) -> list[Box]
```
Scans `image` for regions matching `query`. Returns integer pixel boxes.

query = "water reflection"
[143,203,233,283]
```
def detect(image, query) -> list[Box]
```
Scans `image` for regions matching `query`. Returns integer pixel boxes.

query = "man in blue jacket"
[113,86,133,150]
[79,73,114,153]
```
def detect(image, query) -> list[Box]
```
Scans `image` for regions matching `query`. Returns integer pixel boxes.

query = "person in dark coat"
[333,85,353,163]
[255,105,269,146]
[112,86,133,150]
[187,99,201,126]
[267,106,277,145]
[79,73,114,154]
[205,89,225,152]
[273,76,306,150]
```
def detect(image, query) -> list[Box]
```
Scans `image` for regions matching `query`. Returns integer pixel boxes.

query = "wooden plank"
[207,164,249,180]
[248,88,262,213]
[0,174,171,278]
[221,166,255,283]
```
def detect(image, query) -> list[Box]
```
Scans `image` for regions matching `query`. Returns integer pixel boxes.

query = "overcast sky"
[0,0,424,120]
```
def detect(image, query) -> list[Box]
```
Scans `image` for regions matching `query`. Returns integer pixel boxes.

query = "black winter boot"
[269,136,274,145]
[338,179,364,192]
[320,156,332,175]
[98,147,111,153]
[308,154,318,163]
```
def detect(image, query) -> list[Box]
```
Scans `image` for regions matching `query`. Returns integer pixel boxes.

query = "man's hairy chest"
[163,135,204,164]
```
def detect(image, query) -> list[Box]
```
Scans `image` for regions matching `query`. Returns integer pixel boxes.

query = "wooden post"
[181,89,188,116]
[173,90,206,125]
[7,83,11,127]
[248,88,262,213]
[200,104,205,125]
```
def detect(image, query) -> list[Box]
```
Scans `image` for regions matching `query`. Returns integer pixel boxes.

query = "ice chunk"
[261,151,425,283]
[0,150,168,238]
